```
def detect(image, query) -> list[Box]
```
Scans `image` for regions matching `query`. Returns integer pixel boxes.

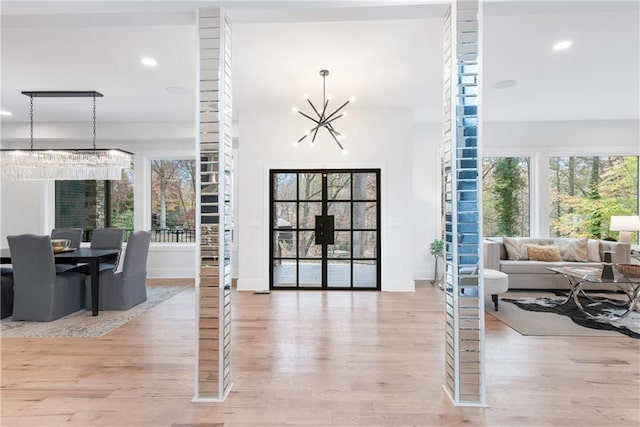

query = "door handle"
[315,215,324,244]
[315,215,335,245]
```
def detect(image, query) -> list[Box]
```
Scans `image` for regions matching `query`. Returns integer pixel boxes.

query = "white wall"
[411,123,443,280]
[0,181,50,246]
[237,108,416,291]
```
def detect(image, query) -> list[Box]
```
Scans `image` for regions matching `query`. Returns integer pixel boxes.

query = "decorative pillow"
[526,244,562,262]
[553,238,589,262]
[503,237,528,260]
[587,239,601,262]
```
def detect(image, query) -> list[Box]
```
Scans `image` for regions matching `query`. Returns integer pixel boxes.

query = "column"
[194,7,233,402]
[442,0,486,406]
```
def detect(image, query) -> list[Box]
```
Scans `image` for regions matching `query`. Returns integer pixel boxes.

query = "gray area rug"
[1,285,188,338]
[489,290,640,338]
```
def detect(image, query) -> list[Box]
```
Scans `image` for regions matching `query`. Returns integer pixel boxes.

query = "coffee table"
[546,266,640,319]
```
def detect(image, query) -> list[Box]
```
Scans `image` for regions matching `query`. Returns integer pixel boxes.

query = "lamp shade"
[610,215,640,231]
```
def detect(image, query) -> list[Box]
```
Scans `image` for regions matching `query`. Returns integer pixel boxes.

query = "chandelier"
[293,69,354,151]
[0,91,132,181]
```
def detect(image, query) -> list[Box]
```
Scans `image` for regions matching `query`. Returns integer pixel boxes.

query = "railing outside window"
[83,228,196,243]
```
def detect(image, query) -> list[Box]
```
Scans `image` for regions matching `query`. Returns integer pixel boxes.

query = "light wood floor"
[1,281,639,426]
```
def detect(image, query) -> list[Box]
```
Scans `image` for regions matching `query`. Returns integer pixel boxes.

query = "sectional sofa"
[483,237,631,290]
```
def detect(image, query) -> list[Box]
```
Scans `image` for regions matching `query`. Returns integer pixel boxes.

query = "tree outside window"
[549,156,639,241]
[55,167,134,241]
[151,160,196,243]
[482,157,530,237]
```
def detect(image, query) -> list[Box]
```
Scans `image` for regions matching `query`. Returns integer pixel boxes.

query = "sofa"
[483,237,631,290]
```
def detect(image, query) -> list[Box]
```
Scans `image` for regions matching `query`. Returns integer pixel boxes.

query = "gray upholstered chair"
[8,234,86,321]
[51,228,84,273]
[91,228,124,249]
[1,267,14,319]
[85,230,151,310]
[79,228,125,272]
[51,227,83,248]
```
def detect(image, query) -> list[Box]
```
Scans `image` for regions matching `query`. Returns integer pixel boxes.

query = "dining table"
[0,247,120,316]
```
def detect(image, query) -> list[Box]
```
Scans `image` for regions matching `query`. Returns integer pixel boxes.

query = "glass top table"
[547,265,640,319]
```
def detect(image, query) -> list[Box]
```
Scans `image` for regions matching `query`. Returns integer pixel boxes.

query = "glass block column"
[442,0,485,406]
[194,7,233,402]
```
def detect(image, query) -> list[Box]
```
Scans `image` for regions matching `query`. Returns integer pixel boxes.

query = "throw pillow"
[503,237,528,260]
[526,244,562,262]
[587,239,601,262]
[553,238,589,262]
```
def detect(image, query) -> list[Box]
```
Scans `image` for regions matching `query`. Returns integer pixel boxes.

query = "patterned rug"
[500,291,640,339]
[1,285,188,338]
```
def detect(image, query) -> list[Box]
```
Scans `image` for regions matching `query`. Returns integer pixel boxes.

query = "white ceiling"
[1,1,638,129]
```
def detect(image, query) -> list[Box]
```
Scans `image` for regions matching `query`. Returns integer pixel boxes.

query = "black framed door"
[270,169,381,290]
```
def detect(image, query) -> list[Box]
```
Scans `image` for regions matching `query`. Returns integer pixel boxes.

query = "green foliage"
[493,158,525,236]
[430,239,444,257]
[110,208,134,229]
[550,156,638,239]
[482,157,529,237]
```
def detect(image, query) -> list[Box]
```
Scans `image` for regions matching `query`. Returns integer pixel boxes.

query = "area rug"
[491,290,640,339]
[1,285,188,338]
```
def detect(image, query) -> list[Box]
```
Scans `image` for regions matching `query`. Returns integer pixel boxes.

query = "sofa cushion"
[553,237,589,262]
[526,244,562,262]
[587,239,601,262]
[503,237,528,260]
[500,260,603,275]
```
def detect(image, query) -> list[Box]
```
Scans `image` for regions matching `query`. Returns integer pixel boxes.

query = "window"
[55,168,134,241]
[482,157,530,237]
[151,160,196,243]
[549,156,639,241]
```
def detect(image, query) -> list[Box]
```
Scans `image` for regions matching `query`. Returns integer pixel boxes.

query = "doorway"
[270,169,381,290]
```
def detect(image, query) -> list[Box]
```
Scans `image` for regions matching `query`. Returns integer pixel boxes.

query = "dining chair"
[85,228,124,272]
[1,267,14,319]
[51,227,83,248]
[91,228,124,249]
[85,230,151,310]
[8,234,87,321]
[51,228,84,273]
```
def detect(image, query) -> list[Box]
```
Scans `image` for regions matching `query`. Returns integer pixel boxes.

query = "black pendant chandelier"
[293,69,354,151]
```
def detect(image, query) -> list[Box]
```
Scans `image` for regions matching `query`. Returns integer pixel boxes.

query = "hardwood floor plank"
[2,282,639,426]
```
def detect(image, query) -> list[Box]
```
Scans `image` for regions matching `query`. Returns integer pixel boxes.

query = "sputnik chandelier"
[293,69,354,151]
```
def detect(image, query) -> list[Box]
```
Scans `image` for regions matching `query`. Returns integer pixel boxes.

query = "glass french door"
[270,169,381,290]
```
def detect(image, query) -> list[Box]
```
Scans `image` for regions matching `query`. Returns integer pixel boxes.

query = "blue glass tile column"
[442,0,485,406]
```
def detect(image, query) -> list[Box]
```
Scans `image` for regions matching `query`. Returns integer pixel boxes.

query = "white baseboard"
[237,278,268,292]
[148,267,195,279]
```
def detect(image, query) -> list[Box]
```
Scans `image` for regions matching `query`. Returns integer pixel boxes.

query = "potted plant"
[430,238,444,286]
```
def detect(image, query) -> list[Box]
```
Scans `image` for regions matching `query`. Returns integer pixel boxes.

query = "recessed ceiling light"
[141,57,157,67]
[0,110,12,116]
[492,80,517,89]
[553,40,572,51]
[166,86,188,95]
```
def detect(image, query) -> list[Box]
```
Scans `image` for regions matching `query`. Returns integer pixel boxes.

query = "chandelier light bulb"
[342,149,348,156]
[292,107,298,113]
[343,111,348,117]
[349,96,356,102]
[303,93,309,100]
[292,69,352,151]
